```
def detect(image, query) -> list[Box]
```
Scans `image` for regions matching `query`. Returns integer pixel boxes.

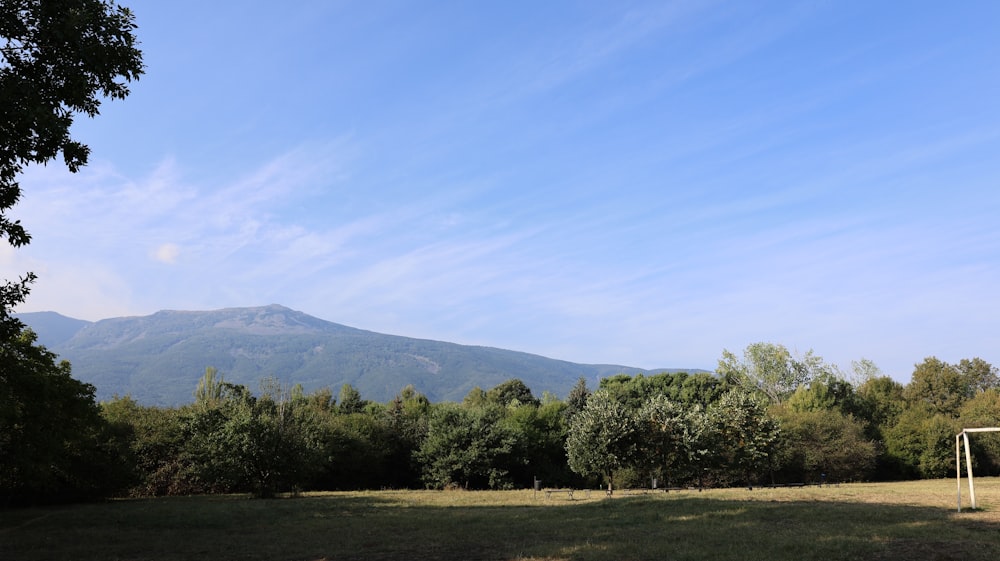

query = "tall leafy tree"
[599,373,654,409]
[501,398,574,488]
[856,375,905,438]
[0,0,142,503]
[563,376,590,421]
[704,390,780,487]
[905,357,970,417]
[565,390,639,494]
[0,330,115,504]
[100,396,193,496]
[786,376,861,418]
[193,367,225,407]
[882,404,959,479]
[381,385,430,488]
[849,358,882,387]
[957,358,999,395]
[678,372,727,407]
[319,409,396,490]
[183,381,324,497]
[717,343,819,405]
[636,394,704,487]
[485,378,539,408]
[337,383,367,414]
[1,0,143,325]
[773,407,876,483]
[416,403,519,489]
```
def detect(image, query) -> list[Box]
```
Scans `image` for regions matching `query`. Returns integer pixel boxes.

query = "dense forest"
[4,330,1000,505]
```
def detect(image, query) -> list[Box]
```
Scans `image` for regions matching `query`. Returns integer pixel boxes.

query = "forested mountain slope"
[18,305,699,405]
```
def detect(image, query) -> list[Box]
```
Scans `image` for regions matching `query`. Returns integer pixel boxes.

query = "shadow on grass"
[2,491,999,561]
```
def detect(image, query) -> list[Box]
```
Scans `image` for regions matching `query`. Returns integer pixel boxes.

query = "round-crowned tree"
[565,390,638,494]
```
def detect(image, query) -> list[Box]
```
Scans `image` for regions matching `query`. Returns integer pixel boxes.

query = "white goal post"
[956,427,1000,512]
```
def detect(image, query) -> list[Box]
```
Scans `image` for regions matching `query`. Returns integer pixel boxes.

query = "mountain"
[17,310,93,349]
[17,305,704,406]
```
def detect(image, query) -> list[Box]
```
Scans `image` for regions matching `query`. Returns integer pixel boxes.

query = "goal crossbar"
[957,427,1000,512]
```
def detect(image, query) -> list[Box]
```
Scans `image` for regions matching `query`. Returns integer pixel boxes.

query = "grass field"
[3,479,1000,560]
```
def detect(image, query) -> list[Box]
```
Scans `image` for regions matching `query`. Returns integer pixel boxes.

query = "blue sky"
[4,1,1000,383]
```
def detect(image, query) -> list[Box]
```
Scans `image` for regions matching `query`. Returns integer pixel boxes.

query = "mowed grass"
[3,479,1000,561]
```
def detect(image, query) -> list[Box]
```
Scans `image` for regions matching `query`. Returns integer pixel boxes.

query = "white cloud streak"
[4,2,1000,385]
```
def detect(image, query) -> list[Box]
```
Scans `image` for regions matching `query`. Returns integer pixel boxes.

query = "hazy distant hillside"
[17,305,704,406]
[17,311,92,349]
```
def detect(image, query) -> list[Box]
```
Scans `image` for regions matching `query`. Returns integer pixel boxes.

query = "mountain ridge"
[17,305,708,406]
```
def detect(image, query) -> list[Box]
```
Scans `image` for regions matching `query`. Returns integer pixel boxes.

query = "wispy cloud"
[6,142,356,314]
[5,1,1000,385]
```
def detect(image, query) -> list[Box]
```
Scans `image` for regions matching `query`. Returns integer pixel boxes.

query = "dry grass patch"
[2,479,999,560]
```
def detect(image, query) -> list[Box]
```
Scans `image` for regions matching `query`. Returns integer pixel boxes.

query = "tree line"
[5,333,1000,505]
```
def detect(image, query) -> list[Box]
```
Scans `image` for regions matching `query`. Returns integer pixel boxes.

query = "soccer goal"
[956,427,1000,512]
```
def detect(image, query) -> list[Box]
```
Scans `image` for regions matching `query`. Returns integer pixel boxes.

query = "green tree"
[717,343,821,405]
[318,410,395,490]
[0,0,143,504]
[786,375,861,418]
[957,358,999,395]
[678,372,727,407]
[905,357,970,417]
[0,329,117,504]
[381,385,431,488]
[193,367,224,407]
[856,376,905,434]
[636,394,704,487]
[958,388,1000,428]
[565,390,639,494]
[100,396,194,496]
[485,378,539,407]
[599,373,682,410]
[849,358,882,387]
[1,0,143,325]
[462,386,487,407]
[415,403,519,489]
[917,414,959,478]
[958,389,1000,476]
[563,376,590,421]
[337,383,366,414]
[773,407,876,483]
[704,390,780,487]
[183,381,324,497]
[501,398,574,488]
[883,403,958,479]
[303,386,336,412]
